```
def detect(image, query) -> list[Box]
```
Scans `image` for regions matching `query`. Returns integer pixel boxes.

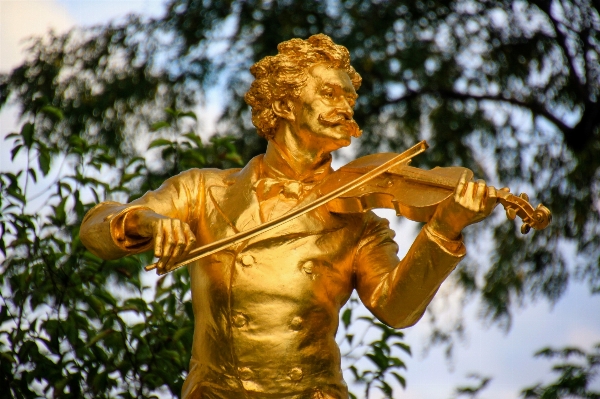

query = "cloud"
[0,0,75,72]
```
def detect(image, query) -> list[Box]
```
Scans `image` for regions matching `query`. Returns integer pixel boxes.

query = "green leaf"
[38,149,51,176]
[164,107,178,117]
[346,334,354,345]
[150,121,170,131]
[393,342,412,356]
[179,111,197,120]
[40,105,64,120]
[91,372,108,394]
[54,377,69,396]
[183,132,202,147]
[0,353,15,363]
[53,197,68,224]
[86,329,115,347]
[28,168,37,183]
[148,138,173,149]
[172,326,191,342]
[5,132,20,139]
[342,308,352,329]
[225,152,243,165]
[21,122,34,148]
[10,144,23,160]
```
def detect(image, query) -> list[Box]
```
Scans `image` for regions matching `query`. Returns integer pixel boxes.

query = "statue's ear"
[272,100,295,122]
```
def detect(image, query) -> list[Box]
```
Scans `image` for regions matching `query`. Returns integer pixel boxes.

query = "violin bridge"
[392,199,403,217]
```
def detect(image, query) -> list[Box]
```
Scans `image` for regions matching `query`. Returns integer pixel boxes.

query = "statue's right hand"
[126,209,197,274]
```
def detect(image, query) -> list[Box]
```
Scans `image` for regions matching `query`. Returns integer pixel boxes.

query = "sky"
[1,1,599,398]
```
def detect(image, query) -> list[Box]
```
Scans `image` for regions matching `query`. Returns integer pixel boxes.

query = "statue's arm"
[353,215,465,329]
[354,172,500,328]
[80,169,204,267]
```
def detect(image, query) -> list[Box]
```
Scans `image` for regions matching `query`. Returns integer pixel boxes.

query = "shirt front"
[254,142,333,222]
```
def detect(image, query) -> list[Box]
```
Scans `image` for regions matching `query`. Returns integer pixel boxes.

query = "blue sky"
[1,1,599,397]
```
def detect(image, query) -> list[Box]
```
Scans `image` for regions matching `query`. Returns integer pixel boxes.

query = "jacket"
[80,155,465,398]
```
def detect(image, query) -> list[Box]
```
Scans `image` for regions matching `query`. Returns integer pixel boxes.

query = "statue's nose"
[337,106,353,120]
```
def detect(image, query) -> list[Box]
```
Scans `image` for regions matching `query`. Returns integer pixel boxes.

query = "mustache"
[318,111,363,138]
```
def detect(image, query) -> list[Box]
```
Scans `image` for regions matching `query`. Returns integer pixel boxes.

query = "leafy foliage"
[454,374,493,398]
[521,344,600,398]
[339,296,411,398]
[0,109,242,397]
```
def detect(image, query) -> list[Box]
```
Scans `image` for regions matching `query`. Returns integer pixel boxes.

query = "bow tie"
[254,177,308,201]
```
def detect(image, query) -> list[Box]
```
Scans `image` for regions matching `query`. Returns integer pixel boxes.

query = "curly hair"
[244,34,362,140]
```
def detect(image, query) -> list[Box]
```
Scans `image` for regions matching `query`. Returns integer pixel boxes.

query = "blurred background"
[1,1,599,398]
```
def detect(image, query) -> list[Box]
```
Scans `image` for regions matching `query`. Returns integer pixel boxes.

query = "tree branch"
[591,0,600,16]
[581,27,595,89]
[532,0,589,98]
[389,89,573,135]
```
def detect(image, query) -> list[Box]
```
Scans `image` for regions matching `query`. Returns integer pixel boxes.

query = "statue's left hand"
[427,171,500,240]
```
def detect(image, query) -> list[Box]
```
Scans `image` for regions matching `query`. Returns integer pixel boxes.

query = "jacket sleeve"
[79,169,205,260]
[353,213,465,328]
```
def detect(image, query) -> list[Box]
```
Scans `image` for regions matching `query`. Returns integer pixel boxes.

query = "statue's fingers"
[454,171,469,202]
[154,223,164,258]
[475,179,486,202]
[156,256,169,275]
[171,220,187,259]
[483,186,498,213]
[161,219,176,257]
[183,223,197,254]
[463,181,476,204]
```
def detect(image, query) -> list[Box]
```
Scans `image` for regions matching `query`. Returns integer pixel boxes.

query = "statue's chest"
[199,230,355,305]
[196,203,359,299]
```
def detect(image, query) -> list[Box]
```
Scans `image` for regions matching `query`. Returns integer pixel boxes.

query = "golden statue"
[80,34,550,399]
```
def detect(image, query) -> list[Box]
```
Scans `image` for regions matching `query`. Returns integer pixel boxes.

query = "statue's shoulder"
[176,166,242,186]
[179,155,262,186]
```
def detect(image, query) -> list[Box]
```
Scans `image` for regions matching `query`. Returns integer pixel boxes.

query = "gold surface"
[143,141,429,274]
[80,34,549,399]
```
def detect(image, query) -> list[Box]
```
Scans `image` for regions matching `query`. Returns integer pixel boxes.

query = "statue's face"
[289,64,359,153]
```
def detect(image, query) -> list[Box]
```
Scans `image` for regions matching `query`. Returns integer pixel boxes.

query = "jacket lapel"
[208,156,263,234]
[207,155,346,242]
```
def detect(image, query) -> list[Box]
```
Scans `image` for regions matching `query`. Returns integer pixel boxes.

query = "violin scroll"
[496,190,551,234]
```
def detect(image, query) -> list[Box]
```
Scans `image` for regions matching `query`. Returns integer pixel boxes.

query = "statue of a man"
[81,34,496,399]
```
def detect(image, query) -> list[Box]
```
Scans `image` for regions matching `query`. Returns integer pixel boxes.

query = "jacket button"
[238,367,253,381]
[232,313,247,328]
[240,254,255,267]
[302,261,314,274]
[290,316,303,331]
[289,367,303,381]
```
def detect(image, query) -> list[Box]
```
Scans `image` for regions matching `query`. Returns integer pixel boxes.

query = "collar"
[261,141,333,184]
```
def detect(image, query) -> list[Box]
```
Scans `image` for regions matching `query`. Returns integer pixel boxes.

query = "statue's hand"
[427,171,500,240]
[126,209,197,274]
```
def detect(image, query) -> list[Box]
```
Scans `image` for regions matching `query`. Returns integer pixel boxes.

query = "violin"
[323,153,552,234]
[145,140,551,275]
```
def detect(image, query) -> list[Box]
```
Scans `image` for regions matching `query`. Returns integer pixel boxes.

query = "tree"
[1,0,599,397]
[521,344,600,398]
[0,107,244,397]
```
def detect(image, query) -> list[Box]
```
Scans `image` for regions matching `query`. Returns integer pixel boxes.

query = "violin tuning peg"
[521,223,531,234]
[506,207,517,220]
[519,192,529,202]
